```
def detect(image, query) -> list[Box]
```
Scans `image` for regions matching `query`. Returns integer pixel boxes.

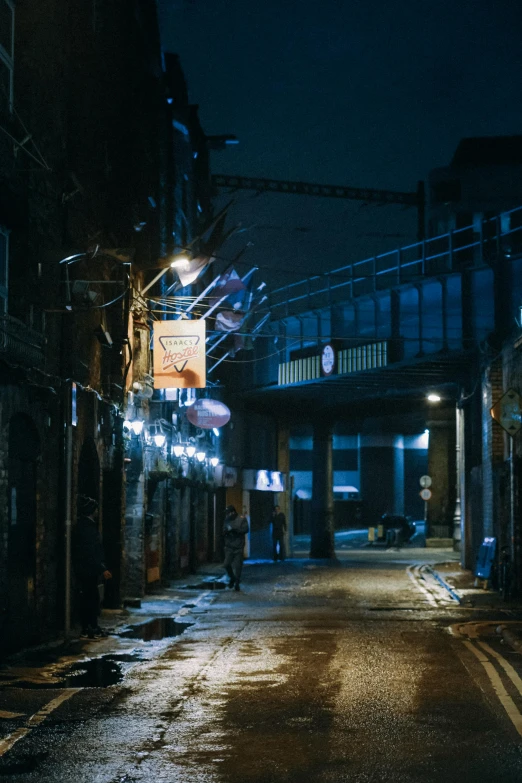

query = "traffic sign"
[491,388,522,436]
[419,475,432,488]
[420,488,432,501]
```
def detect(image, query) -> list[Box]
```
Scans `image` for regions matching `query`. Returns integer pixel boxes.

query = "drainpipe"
[453,402,462,553]
[509,435,515,589]
[64,416,73,639]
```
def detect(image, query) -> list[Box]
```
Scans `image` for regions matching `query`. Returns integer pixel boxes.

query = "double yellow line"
[463,637,522,738]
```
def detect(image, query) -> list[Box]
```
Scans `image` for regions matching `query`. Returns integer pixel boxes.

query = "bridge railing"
[269,205,522,319]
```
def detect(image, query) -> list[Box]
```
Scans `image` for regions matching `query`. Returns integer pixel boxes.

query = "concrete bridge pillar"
[426,408,456,541]
[311,419,335,558]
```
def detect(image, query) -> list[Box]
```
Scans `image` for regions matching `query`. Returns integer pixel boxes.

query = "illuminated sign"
[153,320,206,389]
[242,470,285,492]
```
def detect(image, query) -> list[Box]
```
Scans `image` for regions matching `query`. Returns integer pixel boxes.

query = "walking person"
[223,504,249,591]
[271,505,287,562]
[72,495,112,639]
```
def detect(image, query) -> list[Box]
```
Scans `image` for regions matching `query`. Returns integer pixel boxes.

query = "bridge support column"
[426,408,456,542]
[310,420,335,559]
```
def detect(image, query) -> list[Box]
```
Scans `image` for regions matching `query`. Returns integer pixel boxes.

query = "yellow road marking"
[0,689,80,757]
[0,710,24,720]
[406,564,437,606]
[463,640,522,738]
[477,641,522,699]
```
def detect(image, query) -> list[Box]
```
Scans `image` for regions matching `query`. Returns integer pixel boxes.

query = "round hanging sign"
[187,398,231,429]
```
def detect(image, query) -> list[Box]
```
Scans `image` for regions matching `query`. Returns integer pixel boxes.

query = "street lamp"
[427,393,441,403]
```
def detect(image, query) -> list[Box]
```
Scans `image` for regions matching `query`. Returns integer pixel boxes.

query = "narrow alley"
[1,551,522,782]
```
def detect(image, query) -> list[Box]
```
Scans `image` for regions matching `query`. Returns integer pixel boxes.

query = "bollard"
[368,527,375,543]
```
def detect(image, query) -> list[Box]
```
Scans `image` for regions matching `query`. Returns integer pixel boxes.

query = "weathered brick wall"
[0,380,61,651]
[482,358,504,537]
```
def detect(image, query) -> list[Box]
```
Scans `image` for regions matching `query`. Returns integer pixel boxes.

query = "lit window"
[0,0,14,112]
[0,226,8,314]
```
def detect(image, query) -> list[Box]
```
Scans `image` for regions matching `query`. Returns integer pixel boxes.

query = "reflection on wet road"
[2,553,522,782]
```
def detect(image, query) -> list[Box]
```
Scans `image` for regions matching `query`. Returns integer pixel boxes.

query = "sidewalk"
[430,560,522,651]
[0,567,227,687]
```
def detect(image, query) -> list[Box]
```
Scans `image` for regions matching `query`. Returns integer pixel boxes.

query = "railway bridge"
[234,205,522,558]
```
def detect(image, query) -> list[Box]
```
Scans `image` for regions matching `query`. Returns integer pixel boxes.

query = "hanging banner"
[153,320,206,389]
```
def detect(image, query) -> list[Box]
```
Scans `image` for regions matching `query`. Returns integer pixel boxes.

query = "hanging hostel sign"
[153,320,206,388]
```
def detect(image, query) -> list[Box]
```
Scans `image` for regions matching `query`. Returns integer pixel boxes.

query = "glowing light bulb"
[170,254,191,269]
[195,451,206,463]
[185,444,196,458]
[154,433,166,447]
[131,420,144,435]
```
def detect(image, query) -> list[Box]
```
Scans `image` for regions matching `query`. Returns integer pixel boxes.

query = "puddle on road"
[3,653,143,690]
[118,617,194,641]
[11,653,142,689]
[1,618,194,690]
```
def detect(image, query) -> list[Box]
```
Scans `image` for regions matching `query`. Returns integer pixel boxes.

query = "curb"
[497,624,522,653]
[424,565,461,604]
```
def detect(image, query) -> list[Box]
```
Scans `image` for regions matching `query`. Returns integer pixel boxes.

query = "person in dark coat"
[223,505,249,591]
[72,495,112,639]
[271,505,287,562]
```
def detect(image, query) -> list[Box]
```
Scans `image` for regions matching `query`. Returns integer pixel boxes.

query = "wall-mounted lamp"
[154,431,166,448]
[130,419,144,435]
[427,393,441,403]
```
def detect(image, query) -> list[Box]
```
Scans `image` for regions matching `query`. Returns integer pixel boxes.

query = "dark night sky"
[158,0,522,286]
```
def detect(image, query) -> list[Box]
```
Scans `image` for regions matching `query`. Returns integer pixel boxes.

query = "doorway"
[7,414,40,649]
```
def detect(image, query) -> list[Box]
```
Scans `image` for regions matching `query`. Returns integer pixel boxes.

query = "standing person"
[72,495,112,639]
[223,504,249,591]
[271,505,287,562]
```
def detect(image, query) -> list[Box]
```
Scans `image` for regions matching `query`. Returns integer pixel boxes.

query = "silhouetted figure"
[223,505,249,591]
[72,495,112,638]
[271,505,287,561]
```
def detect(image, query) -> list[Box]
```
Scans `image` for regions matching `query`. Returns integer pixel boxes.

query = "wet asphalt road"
[2,551,522,782]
